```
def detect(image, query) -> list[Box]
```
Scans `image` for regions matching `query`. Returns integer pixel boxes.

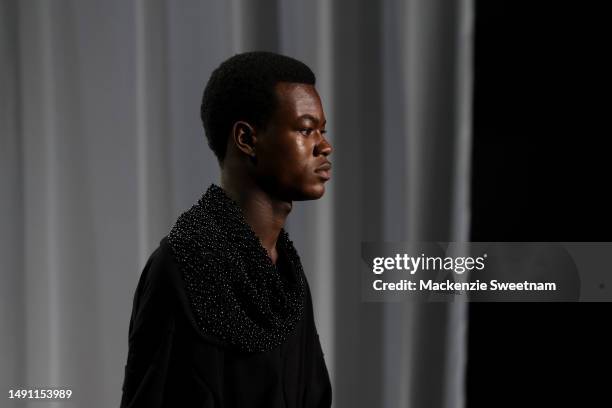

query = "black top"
[165,184,308,354]
[119,237,332,408]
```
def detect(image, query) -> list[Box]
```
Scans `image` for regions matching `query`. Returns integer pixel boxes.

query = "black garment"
[166,184,307,353]
[120,187,332,408]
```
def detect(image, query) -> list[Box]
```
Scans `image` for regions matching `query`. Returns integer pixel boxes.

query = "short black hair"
[201,51,316,162]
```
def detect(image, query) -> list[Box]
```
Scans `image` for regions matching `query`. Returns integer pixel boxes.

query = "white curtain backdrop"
[0,1,473,407]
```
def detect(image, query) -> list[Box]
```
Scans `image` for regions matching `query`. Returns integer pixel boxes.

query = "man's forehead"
[274,82,324,119]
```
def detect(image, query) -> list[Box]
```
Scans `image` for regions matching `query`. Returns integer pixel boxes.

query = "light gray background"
[0,0,473,407]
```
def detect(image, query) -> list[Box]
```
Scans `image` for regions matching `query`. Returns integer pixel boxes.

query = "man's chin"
[295,184,326,201]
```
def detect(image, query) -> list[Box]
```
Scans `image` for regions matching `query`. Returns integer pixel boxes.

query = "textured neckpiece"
[167,184,305,352]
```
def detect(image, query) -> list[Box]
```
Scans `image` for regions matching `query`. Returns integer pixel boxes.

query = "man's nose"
[316,135,333,156]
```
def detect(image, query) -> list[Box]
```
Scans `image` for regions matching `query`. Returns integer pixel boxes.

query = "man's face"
[253,82,333,201]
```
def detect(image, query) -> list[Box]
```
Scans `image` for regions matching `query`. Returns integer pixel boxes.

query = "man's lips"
[316,162,332,171]
[315,162,332,179]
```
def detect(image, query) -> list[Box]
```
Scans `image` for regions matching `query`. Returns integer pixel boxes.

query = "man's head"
[201,51,332,200]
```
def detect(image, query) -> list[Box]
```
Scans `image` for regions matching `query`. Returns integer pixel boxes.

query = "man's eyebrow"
[297,114,326,125]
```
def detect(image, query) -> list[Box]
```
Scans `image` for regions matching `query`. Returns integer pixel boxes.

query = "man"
[120,52,333,408]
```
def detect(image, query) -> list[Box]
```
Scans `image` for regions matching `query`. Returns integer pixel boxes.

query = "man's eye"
[300,128,313,136]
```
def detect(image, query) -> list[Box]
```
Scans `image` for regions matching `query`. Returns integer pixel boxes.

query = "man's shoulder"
[143,235,227,290]
[136,236,192,300]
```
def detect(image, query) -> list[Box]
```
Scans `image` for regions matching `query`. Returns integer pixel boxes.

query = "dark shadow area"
[468,0,612,406]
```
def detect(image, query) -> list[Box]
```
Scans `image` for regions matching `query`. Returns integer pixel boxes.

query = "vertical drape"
[0,1,472,407]
[0,0,25,398]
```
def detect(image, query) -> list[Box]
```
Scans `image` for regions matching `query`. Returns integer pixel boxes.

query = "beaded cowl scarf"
[167,184,305,353]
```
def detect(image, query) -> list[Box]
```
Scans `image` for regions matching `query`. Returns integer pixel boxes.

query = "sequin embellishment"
[167,184,305,352]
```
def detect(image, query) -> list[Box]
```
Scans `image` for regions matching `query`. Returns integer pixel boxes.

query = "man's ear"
[231,121,257,158]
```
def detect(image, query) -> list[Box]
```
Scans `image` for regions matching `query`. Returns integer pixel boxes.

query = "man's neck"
[220,177,292,264]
